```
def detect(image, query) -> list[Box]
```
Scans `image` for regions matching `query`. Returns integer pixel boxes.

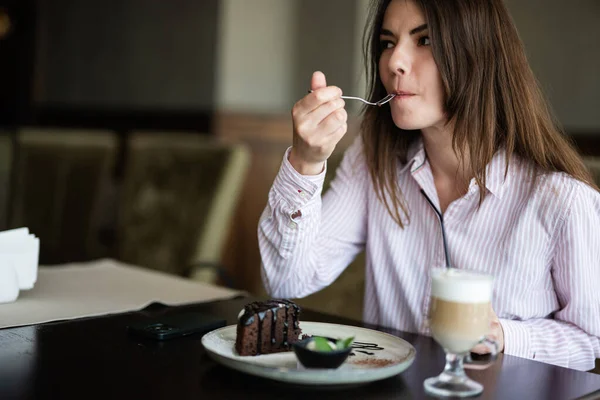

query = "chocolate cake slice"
[235,299,302,356]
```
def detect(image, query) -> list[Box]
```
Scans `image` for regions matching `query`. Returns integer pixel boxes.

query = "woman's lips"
[392,92,416,101]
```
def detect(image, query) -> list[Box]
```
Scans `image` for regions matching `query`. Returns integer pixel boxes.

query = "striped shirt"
[258,135,600,371]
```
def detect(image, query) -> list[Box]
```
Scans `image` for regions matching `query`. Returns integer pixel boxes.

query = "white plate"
[201,321,416,386]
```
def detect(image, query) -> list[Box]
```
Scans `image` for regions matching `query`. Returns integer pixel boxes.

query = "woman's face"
[378,0,446,131]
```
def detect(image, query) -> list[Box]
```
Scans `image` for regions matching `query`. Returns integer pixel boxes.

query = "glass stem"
[443,352,466,378]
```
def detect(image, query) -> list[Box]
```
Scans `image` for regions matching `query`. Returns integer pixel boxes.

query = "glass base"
[424,372,483,398]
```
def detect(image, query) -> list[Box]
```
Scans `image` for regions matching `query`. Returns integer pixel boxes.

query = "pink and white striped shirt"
[258,135,600,371]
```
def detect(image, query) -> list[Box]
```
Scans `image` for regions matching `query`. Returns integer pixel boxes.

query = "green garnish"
[310,336,355,352]
[312,337,333,351]
[336,336,355,350]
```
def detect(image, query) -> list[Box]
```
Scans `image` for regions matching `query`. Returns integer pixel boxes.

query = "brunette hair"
[361,0,598,227]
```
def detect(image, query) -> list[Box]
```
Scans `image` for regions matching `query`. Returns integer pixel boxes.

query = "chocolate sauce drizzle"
[239,299,301,355]
[321,337,384,352]
[283,306,289,347]
[349,342,383,357]
[352,341,384,351]
[320,337,384,357]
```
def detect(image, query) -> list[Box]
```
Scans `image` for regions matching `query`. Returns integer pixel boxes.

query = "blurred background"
[0,0,598,320]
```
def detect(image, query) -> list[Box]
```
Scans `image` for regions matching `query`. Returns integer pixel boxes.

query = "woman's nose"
[388,44,411,76]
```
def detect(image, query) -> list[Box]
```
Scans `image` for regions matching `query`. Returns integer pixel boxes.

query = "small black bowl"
[292,337,352,369]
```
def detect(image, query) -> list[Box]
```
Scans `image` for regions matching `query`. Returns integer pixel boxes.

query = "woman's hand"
[289,71,348,175]
[472,305,505,355]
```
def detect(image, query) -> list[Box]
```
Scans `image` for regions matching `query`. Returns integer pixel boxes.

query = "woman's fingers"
[319,107,348,134]
[306,98,345,127]
[294,86,343,117]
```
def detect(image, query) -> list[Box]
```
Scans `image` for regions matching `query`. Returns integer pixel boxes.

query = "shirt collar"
[399,137,427,174]
[484,147,510,199]
[399,136,510,199]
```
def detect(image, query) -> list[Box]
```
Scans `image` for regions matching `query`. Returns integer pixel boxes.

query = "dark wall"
[1,0,219,132]
[35,0,219,111]
[0,0,37,126]
[293,0,358,100]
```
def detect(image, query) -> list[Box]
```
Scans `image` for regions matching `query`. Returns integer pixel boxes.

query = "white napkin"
[0,260,19,303]
[0,227,40,303]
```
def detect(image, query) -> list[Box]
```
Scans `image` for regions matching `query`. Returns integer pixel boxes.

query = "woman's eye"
[417,36,431,46]
[380,40,394,50]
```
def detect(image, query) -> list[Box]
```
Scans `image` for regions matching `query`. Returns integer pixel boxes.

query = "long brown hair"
[361,0,598,227]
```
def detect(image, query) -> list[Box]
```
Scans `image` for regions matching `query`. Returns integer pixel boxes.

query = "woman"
[258,0,600,371]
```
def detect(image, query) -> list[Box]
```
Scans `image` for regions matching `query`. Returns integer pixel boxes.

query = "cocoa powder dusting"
[350,358,396,367]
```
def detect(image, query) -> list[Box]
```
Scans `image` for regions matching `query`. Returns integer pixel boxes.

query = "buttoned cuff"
[499,319,532,360]
[273,147,326,209]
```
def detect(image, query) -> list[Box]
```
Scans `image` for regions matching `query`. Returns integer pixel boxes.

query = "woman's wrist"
[288,149,325,176]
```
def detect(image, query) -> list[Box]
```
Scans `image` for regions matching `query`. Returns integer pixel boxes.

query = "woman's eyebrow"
[380,23,428,37]
[409,23,428,35]
[380,28,395,37]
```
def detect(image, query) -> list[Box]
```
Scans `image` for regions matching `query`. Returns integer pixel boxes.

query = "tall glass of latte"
[424,268,498,398]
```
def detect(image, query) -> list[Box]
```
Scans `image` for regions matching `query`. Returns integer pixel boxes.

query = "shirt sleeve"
[258,136,369,298]
[500,182,600,371]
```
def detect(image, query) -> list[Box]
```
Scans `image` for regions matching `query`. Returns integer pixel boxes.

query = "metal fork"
[342,93,396,106]
[309,91,396,107]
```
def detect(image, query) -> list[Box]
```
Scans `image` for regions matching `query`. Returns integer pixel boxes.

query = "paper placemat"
[0,258,244,329]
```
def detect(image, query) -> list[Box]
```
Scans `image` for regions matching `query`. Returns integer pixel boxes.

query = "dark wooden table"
[1,296,599,400]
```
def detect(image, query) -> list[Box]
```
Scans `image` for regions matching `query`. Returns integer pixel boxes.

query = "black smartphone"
[126,311,226,341]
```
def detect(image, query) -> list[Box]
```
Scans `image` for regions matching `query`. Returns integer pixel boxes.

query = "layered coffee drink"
[429,268,493,354]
